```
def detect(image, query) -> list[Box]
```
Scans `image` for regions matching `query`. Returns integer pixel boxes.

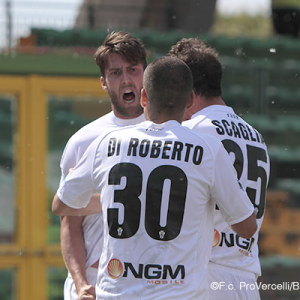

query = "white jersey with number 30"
[184,105,270,277]
[60,111,146,269]
[58,120,254,299]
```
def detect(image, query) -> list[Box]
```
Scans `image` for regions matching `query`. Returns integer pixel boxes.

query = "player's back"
[183,105,270,276]
[91,119,251,299]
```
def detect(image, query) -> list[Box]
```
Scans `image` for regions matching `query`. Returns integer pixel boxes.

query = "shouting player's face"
[101,53,144,119]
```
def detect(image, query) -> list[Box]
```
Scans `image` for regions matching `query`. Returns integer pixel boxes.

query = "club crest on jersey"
[159,230,166,239]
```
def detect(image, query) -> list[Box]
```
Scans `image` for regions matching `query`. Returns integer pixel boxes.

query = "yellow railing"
[0,74,109,300]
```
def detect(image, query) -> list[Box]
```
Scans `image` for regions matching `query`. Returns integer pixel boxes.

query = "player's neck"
[185,95,225,119]
[147,112,183,124]
[196,95,225,111]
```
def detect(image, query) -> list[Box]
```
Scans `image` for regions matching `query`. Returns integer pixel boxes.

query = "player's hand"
[78,284,96,300]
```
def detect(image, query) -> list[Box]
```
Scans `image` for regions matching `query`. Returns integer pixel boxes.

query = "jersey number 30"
[108,163,187,241]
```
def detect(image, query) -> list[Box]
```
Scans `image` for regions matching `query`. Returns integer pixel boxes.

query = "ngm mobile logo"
[213,229,255,257]
[107,258,185,285]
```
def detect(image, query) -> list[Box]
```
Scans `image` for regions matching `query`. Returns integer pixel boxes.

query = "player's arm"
[60,216,96,299]
[231,211,257,239]
[57,136,100,299]
[53,139,102,216]
[212,142,257,239]
[52,193,101,216]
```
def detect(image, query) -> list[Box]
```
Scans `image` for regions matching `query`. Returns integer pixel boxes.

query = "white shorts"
[64,266,98,300]
[208,262,261,300]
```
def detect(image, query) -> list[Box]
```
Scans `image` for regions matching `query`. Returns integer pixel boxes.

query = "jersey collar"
[191,105,235,119]
[143,120,181,131]
[112,112,146,126]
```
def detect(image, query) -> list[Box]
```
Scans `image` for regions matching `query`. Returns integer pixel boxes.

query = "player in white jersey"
[169,38,270,299]
[59,31,147,300]
[53,56,257,299]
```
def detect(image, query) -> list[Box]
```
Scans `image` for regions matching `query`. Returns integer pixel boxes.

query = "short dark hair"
[168,38,222,97]
[143,56,193,113]
[94,31,147,77]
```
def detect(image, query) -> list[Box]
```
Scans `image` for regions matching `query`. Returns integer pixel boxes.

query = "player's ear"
[100,76,108,91]
[141,88,148,108]
[186,90,195,109]
[183,91,195,121]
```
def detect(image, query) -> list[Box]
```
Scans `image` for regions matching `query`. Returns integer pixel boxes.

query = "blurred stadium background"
[0,0,299,299]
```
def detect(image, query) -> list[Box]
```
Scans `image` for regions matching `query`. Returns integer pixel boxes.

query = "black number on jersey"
[221,140,268,219]
[108,163,142,239]
[108,163,187,240]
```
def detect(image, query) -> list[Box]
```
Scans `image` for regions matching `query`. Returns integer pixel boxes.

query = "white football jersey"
[183,105,270,277]
[59,111,146,268]
[58,120,254,299]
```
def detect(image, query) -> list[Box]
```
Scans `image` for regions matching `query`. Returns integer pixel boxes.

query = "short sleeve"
[211,144,254,225]
[59,136,79,185]
[57,139,99,209]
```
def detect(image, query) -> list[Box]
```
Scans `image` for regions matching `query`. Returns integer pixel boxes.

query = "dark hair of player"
[143,56,193,115]
[168,38,222,97]
[94,31,147,77]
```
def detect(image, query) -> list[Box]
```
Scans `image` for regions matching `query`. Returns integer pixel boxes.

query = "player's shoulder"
[183,105,230,128]
[184,105,264,137]
[66,112,113,147]
[230,112,267,144]
[88,122,145,157]
[73,112,113,138]
[96,121,147,140]
[180,124,224,153]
